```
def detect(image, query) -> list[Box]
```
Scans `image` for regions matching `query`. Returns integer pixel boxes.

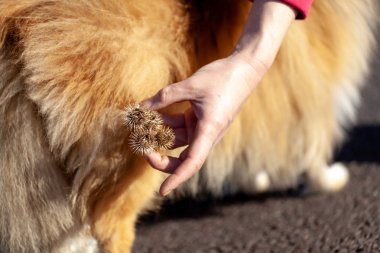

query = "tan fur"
[0,0,377,252]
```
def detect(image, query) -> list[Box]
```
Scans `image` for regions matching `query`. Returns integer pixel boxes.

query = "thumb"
[142,81,193,110]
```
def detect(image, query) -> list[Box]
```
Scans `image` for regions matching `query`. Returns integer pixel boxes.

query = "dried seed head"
[124,104,164,131]
[155,126,175,151]
[124,104,147,131]
[129,130,158,155]
[123,103,175,155]
[145,110,164,126]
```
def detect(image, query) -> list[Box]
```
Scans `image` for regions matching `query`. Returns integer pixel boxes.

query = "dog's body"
[0,0,377,252]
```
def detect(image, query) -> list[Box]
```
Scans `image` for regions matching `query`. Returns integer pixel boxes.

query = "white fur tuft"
[53,225,101,253]
[320,163,350,192]
[254,171,271,192]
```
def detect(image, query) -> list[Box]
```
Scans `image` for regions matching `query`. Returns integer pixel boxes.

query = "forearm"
[232,0,297,87]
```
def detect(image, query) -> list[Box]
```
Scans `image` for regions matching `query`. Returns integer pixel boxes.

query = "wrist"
[232,0,296,74]
[232,32,274,74]
[225,53,268,93]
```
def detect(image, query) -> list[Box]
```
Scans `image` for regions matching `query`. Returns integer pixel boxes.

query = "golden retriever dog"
[0,0,377,252]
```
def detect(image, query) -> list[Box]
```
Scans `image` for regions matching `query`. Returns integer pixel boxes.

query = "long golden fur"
[0,0,378,252]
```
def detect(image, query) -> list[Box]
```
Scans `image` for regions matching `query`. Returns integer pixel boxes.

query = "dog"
[0,0,377,252]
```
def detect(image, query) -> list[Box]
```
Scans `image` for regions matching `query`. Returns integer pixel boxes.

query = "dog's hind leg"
[0,57,75,252]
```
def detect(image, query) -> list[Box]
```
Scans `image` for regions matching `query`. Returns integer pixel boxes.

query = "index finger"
[159,123,215,196]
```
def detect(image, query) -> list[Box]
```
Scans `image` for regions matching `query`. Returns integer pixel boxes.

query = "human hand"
[142,0,296,196]
[142,55,266,196]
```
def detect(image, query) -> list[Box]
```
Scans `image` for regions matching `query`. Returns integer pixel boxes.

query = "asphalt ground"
[133,25,380,253]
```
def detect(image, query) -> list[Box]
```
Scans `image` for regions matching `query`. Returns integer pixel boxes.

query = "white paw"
[254,171,270,192]
[65,236,99,253]
[53,225,101,253]
[320,162,349,192]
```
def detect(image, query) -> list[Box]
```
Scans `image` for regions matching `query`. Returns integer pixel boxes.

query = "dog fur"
[0,0,378,252]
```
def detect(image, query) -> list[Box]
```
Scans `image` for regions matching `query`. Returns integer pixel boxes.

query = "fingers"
[142,81,194,110]
[184,109,197,143]
[144,151,182,174]
[161,113,185,128]
[144,122,214,196]
[172,128,188,148]
[159,123,214,196]
[158,111,197,149]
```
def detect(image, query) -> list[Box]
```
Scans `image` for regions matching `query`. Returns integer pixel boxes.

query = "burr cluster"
[123,104,175,155]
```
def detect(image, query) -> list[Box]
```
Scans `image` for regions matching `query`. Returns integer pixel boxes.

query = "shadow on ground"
[137,122,380,227]
[335,125,380,163]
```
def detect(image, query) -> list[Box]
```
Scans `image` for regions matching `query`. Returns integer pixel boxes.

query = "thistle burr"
[123,103,175,155]
[155,126,175,151]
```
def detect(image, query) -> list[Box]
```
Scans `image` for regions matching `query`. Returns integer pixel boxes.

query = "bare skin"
[143,0,297,196]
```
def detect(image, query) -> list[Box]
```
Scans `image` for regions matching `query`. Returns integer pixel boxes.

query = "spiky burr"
[123,103,175,155]
[155,126,175,151]
[124,104,147,131]
[128,130,157,155]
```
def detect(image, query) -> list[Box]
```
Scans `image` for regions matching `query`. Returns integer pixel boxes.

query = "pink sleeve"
[248,0,313,19]
[280,0,313,19]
